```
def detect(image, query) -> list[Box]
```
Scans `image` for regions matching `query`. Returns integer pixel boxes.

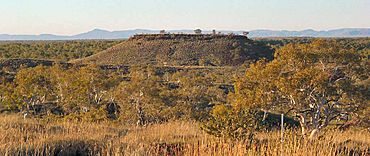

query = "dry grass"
[0,114,369,156]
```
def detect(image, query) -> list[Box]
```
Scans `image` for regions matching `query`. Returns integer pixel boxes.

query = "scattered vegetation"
[0,37,369,155]
[1,64,238,124]
[203,39,369,141]
[0,40,122,61]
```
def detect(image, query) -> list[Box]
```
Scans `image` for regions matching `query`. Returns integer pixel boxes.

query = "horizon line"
[1,27,369,36]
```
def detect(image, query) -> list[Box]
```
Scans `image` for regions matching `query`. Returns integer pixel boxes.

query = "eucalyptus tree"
[233,40,367,139]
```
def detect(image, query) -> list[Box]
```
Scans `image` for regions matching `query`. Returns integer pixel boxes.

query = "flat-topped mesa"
[73,32,272,66]
[129,33,249,41]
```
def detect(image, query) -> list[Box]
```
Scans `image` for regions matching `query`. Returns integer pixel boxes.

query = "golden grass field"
[0,114,369,156]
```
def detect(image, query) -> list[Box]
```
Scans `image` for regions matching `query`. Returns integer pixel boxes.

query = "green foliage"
[0,37,368,132]
[111,67,230,124]
[0,40,121,61]
[255,37,370,53]
[2,64,121,116]
[113,67,168,124]
[202,105,258,139]
[202,39,368,139]
[169,70,226,120]
[0,81,17,110]
[1,64,233,124]
[231,39,368,138]
[49,64,120,113]
[14,66,56,109]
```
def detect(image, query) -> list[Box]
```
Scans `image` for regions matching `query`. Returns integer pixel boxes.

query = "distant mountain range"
[1,28,369,40]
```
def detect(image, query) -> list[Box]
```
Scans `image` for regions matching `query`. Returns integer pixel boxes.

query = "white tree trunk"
[308,129,319,140]
[298,113,307,137]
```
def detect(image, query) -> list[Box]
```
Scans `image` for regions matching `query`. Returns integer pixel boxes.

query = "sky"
[0,0,369,35]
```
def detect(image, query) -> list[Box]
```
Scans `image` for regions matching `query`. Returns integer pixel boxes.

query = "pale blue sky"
[0,0,369,35]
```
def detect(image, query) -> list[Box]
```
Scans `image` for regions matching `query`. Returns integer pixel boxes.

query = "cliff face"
[73,34,274,66]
